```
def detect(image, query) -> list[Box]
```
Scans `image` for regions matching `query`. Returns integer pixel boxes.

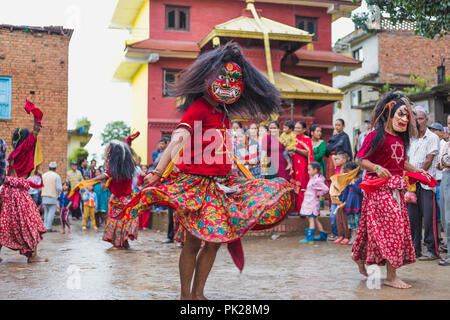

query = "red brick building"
[111,0,361,164]
[333,19,450,148]
[0,25,73,180]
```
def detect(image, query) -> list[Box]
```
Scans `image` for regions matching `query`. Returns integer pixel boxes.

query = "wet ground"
[0,219,449,300]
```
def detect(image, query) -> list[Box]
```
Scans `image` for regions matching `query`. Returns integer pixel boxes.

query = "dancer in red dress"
[126,42,293,300]
[353,91,425,289]
[0,101,48,263]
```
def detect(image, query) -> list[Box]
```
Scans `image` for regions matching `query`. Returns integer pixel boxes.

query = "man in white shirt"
[41,162,62,232]
[437,138,450,265]
[407,107,441,260]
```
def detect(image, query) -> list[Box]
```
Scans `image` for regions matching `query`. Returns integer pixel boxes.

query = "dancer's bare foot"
[191,293,208,300]
[180,294,192,300]
[384,277,412,289]
[27,255,49,263]
[354,259,368,277]
[60,230,66,234]
[68,228,72,234]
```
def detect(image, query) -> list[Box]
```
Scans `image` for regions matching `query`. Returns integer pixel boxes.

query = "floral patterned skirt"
[102,194,138,248]
[0,176,46,257]
[352,175,416,268]
[125,168,294,244]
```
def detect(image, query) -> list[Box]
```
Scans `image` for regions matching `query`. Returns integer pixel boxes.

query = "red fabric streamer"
[124,131,140,146]
[24,100,43,127]
[227,239,244,272]
[360,171,438,193]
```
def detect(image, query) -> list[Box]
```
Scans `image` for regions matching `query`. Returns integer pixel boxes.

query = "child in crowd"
[338,162,363,245]
[299,162,329,243]
[328,151,350,241]
[236,129,250,174]
[81,184,97,231]
[27,164,43,207]
[57,181,72,234]
[93,169,110,228]
[279,120,296,175]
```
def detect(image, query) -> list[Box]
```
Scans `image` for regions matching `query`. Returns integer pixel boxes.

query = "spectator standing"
[248,124,262,179]
[89,159,97,178]
[310,124,326,176]
[429,122,446,245]
[93,169,111,227]
[325,119,352,181]
[357,118,373,152]
[67,161,83,219]
[41,162,62,232]
[407,106,441,260]
[152,138,168,164]
[77,159,89,178]
[437,139,450,266]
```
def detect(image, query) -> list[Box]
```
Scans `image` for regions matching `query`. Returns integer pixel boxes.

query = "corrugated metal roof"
[0,24,73,38]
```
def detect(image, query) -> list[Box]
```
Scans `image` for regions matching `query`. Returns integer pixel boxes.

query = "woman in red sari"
[353,91,424,289]
[291,121,314,212]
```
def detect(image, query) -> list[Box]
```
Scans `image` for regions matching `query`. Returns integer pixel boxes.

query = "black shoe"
[162,238,174,243]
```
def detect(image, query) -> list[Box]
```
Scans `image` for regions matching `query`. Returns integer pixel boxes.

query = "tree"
[101,121,130,146]
[68,147,89,166]
[352,0,449,39]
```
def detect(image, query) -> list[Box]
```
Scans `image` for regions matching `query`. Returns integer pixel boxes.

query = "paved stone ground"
[0,219,449,300]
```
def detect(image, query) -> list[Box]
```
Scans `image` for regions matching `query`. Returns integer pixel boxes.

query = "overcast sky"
[0,0,366,160]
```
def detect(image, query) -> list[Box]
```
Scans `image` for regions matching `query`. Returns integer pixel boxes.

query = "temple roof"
[261,72,343,101]
[199,15,312,48]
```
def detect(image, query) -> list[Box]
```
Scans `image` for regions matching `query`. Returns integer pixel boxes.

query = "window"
[296,16,318,41]
[352,47,363,61]
[0,77,12,120]
[165,5,190,31]
[163,69,181,97]
[351,89,362,108]
[302,76,321,83]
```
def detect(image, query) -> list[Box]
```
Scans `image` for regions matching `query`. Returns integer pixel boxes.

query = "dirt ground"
[0,219,449,300]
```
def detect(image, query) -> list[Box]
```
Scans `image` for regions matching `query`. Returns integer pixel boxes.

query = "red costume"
[291,134,314,212]
[352,131,415,268]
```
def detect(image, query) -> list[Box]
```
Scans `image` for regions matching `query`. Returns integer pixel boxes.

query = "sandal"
[438,259,450,266]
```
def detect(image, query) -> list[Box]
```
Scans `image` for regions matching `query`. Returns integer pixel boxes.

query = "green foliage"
[68,147,89,166]
[381,81,393,94]
[403,75,432,95]
[75,117,91,134]
[101,121,130,146]
[352,0,449,39]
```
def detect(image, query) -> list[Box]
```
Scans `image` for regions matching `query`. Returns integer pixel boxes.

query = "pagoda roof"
[261,72,343,101]
[199,15,312,48]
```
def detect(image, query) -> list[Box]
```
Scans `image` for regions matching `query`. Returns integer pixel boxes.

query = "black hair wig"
[364,91,417,159]
[309,161,321,172]
[283,120,295,130]
[11,128,31,151]
[172,41,281,118]
[106,140,136,182]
